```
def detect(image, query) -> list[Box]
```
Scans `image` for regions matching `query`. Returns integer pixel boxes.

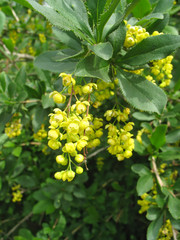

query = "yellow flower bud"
[76,166,83,174]
[54,171,63,180]
[56,155,68,165]
[75,154,84,163]
[48,129,59,139]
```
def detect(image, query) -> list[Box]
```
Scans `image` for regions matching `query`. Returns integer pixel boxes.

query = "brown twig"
[151,157,164,188]
[6,212,33,237]
[151,157,176,197]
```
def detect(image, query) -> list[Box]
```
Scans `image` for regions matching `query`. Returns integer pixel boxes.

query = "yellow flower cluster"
[104,108,134,161]
[124,22,150,48]
[136,128,150,144]
[9,30,18,45]
[124,23,173,88]
[138,184,157,214]
[12,185,23,202]
[158,219,173,240]
[96,157,104,171]
[93,79,115,108]
[150,55,173,88]
[5,114,22,138]
[33,124,47,141]
[39,33,46,43]
[48,73,103,181]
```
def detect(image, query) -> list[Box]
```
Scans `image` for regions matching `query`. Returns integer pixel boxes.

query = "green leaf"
[75,55,110,82]
[13,0,33,9]
[136,13,164,26]
[18,229,33,240]
[0,72,7,92]
[8,82,16,99]
[12,147,22,157]
[108,21,126,53]
[97,0,120,42]
[87,0,106,24]
[153,0,174,13]
[147,14,169,34]
[52,49,83,62]
[150,125,167,149]
[134,140,147,155]
[33,200,55,214]
[132,112,156,121]
[27,0,93,42]
[41,94,54,109]
[48,0,94,39]
[2,38,14,52]
[131,0,151,18]
[15,66,27,89]
[53,28,81,51]
[117,70,167,114]
[158,149,180,161]
[0,11,5,35]
[89,42,113,60]
[120,35,180,66]
[131,164,150,177]
[147,213,163,240]
[166,129,180,144]
[168,196,180,220]
[146,206,161,221]
[34,51,78,73]
[136,173,153,196]
[11,164,25,178]
[17,175,37,188]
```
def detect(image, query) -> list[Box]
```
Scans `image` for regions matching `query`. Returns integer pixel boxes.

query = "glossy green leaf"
[75,55,110,82]
[108,21,126,53]
[15,66,27,90]
[33,200,55,214]
[150,125,167,149]
[146,206,161,221]
[168,196,180,219]
[121,35,180,66]
[136,13,164,26]
[153,0,174,13]
[166,129,180,144]
[147,214,163,240]
[147,14,169,34]
[41,94,54,109]
[136,173,153,196]
[0,11,5,35]
[132,112,156,121]
[53,28,81,50]
[117,70,167,114]
[158,149,180,161]
[13,0,33,9]
[12,147,22,157]
[52,49,83,62]
[89,42,113,60]
[97,0,120,42]
[8,82,16,98]
[132,0,151,18]
[131,164,150,177]
[34,51,78,73]
[87,0,106,24]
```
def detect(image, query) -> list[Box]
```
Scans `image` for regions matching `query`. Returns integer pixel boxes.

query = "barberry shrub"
[0,0,180,239]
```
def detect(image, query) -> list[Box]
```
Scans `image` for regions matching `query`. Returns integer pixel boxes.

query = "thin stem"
[6,212,33,237]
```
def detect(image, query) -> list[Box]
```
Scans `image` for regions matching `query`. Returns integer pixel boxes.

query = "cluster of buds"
[150,55,173,88]
[137,184,157,214]
[136,127,151,144]
[48,73,103,182]
[158,219,173,240]
[93,79,115,108]
[33,124,47,141]
[124,21,150,48]
[5,113,22,138]
[104,108,134,161]
[12,185,23,202]
[124,23,173,88]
